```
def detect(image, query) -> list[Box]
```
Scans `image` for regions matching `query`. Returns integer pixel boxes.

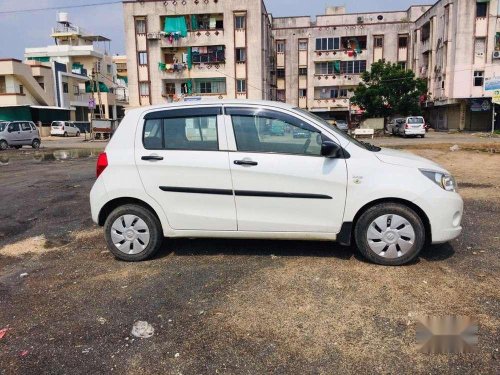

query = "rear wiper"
[360,141,381,152]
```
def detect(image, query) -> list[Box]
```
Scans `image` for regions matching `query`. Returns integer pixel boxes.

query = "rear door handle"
[234,160,258,166]
[141,155,164,161]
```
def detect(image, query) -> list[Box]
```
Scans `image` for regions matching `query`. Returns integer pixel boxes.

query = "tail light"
[96,152,108,178]
[405,124,410,129]
[62,125,65,130]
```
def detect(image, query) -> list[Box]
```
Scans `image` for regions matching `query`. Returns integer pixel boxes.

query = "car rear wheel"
[354,203,426,266]
[32,139,41,149]
[0,140,8,150]
[104,204,163,261]
[64,132,68,137]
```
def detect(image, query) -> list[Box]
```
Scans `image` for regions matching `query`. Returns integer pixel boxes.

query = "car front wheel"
[0,140,8,150]
[104,204,163,261]
[354,203,426,266]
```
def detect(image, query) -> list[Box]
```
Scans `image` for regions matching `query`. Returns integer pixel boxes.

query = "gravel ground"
[0,143,498,374]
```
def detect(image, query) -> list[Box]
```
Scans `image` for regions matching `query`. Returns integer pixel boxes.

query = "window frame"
[398,35,408,48]
[374,36,384,48]
[139,82,150,96]
[473,70,484,87]
[235,48,246,63]
[142,107,222,151]
[476,2,488,18]
[276,41,285,53]
[135,18,147,34]
[236,79,246,93]
[315,37,340,51]
[235,15,246,30]
[226,107,327,157]
[138,51,148,66]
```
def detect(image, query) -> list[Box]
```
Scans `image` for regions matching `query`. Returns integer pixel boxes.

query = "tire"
[32,139,41,149]
[64,132,68,137]
[104,204,163,261]
[0,140,8,150]
[354,203,426,266]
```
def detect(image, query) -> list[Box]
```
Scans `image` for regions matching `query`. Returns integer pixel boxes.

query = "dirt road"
[0,146,498,374]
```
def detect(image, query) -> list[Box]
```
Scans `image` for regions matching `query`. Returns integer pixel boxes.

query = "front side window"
[229,109,322,156]
[8,123,20,132]
[143,115,218,151]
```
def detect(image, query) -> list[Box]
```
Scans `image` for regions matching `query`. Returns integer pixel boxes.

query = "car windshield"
[0,122,7,132]
[407,117,424,124]
[294,108,381,152]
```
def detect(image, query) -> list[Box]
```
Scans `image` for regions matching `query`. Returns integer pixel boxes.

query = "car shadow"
[154,238,456,265]
[155,238,356,261]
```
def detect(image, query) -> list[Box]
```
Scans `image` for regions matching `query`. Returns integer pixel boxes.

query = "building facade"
[123,0,500,131]
[414,0,500,130]
[23,13,119,121]
[122,0,274,106]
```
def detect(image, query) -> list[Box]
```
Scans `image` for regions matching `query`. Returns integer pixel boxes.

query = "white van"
[90,100,463,266]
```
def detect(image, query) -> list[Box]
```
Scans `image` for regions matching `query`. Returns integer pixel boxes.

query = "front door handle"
[234,159,258,166]
[142,155,164,161]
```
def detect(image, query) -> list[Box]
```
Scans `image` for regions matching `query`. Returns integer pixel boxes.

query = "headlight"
[419,169,457,192]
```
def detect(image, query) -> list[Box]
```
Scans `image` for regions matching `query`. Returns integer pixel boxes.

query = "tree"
[350,60,427,118]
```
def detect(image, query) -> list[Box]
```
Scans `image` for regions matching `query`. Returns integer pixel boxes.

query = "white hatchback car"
[50,121,81,137]
[90,100,463,266]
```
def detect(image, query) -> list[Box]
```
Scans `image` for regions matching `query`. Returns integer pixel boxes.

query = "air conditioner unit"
[493,51,500,59]
[147,32,160,40]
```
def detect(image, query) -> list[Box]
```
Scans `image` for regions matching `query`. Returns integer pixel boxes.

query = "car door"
[135,106,237,231]
[20,122,34,145]
[6,122,22,144]
[225,106,348,233]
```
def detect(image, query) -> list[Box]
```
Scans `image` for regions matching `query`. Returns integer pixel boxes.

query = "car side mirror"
[321,141,342,158]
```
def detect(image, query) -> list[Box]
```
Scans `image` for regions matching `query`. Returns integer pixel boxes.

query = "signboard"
[484,76,500,91]
[469,99,491,112]
[88,98,96,109]
[492,90,500,105]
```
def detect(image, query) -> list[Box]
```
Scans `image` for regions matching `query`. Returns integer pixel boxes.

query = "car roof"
[126,99,297,117]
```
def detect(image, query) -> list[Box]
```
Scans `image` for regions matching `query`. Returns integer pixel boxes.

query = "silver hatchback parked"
[0,121,41,150]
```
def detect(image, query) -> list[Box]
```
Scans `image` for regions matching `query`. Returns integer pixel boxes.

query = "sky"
[0,0,431,59]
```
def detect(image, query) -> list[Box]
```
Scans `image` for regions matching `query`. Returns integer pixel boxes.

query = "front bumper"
[413,189,463,243]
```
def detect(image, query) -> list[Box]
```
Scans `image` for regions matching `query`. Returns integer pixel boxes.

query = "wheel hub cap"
[111,215,150,255]
[366,214,415,258]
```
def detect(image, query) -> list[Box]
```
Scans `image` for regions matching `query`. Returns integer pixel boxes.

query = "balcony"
[311,98,350,110]
[313,74,361,87]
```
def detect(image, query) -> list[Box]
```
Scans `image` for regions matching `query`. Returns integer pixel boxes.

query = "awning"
[164,16,188,37]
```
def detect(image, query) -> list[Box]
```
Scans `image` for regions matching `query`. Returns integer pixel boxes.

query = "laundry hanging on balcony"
[163,16,188,42]
[333,60,341,74]
[85,81,109,93]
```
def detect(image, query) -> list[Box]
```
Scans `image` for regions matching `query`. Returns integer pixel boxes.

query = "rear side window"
[143,116,218,151]
[21,123,32,131]
[407,117,424,124]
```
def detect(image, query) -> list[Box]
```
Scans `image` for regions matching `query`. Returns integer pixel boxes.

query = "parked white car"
[51,121,80,137]
[396,116,426,138]
[90,100,463,266]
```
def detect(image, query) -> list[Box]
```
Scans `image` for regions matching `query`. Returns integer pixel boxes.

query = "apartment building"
[122,0,274,107]
[23,13,119,121]
[123,0,500,131]
[0,58,73,122]
[414,0,500,130]
[272,5,430,123]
